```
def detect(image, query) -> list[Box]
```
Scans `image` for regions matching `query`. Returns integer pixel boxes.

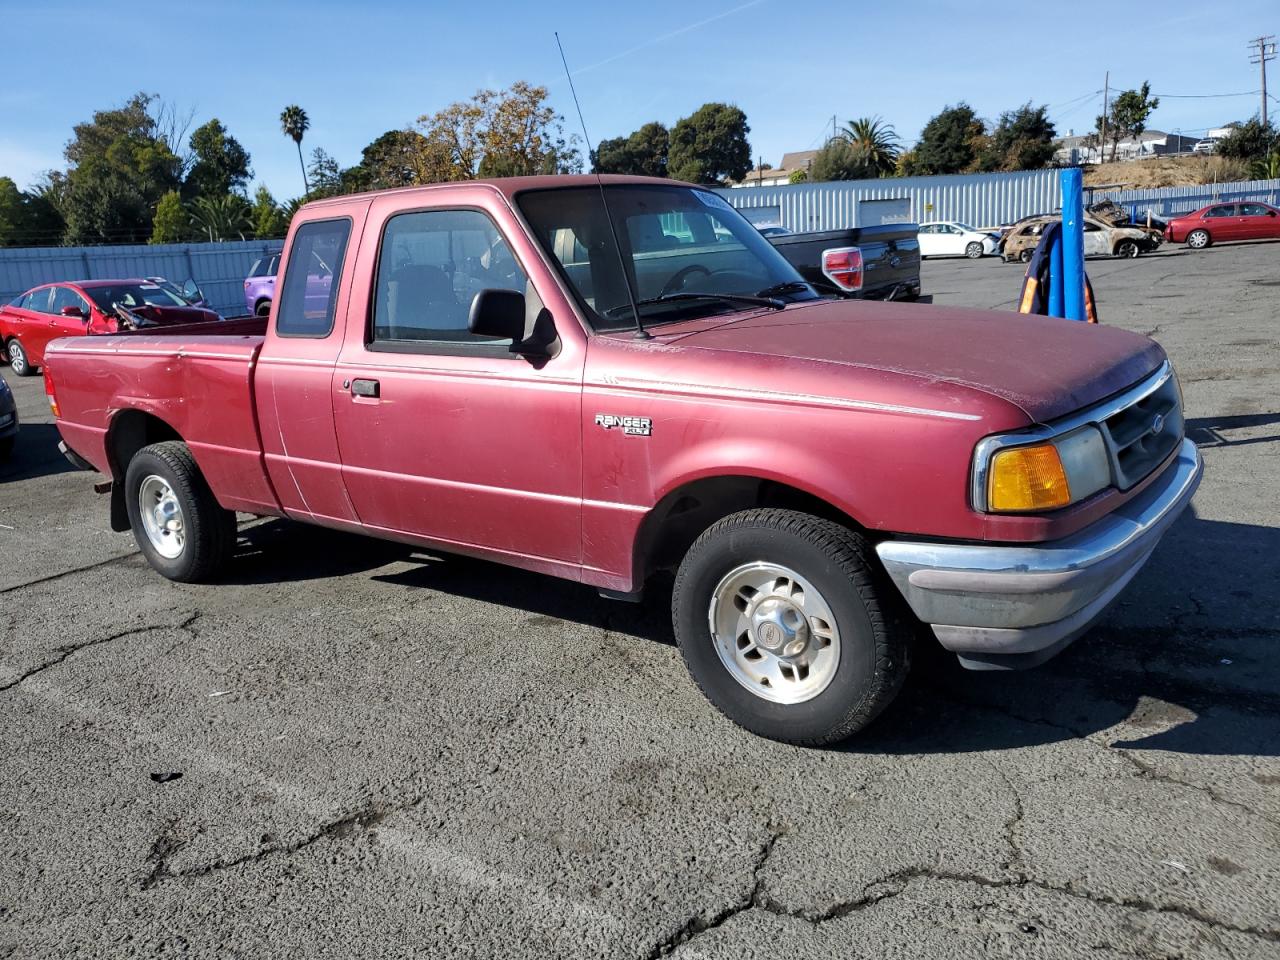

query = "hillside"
[1083,154,1253,189]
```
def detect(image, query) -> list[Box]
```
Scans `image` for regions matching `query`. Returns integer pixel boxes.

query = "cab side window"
[371,209,527,351]
[276,219,351,338]
[50,287,90,316]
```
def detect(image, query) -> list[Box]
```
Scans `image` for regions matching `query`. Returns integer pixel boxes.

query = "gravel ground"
[0,241,1276,959]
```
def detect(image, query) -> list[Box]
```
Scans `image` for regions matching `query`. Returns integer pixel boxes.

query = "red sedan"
[1165,201,1280,249]
[0,279,220,376]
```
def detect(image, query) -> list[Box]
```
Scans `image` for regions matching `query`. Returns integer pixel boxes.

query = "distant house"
[1054,130,1201,165]
[731,150,819,188]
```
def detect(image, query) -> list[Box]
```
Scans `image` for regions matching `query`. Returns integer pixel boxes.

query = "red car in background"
[1,279,221,376]
[1164,200,1280,249]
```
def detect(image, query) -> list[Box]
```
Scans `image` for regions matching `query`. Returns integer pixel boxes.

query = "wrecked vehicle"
[1002,214,1161,263]
[45,175,1201,745]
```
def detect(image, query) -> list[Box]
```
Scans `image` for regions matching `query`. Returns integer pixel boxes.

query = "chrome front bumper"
[875,438,1202,670]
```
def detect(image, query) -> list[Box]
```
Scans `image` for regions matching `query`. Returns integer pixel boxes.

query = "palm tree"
[838,117,901,177]
[189,194,253,242]
[280,105,311,194]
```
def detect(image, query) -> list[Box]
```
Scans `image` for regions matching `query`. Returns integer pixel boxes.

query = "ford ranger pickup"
[44,175,1202,745]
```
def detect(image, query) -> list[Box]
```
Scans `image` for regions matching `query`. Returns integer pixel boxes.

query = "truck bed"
[769,224,921,300]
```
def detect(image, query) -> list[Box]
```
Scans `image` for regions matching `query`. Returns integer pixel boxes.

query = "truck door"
[254,210,367,524]
[331,191,585,568]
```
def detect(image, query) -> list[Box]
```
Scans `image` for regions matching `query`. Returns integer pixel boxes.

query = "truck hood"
[660,299,1166,424]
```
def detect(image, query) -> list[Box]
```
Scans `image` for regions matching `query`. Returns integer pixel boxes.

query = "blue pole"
[1048,231,1064,318]
[1061,168,1086,321]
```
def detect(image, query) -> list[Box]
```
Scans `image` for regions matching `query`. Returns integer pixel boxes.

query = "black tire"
[124,441,236,583]
[1187,229,1211,250]
[1018,249,1033,263]
[672,508,909,746]
[6,338,35,377]
[255,299,271,317]
[1115,240,1140,259]
[965,241,984,259]
[0,436,12,463]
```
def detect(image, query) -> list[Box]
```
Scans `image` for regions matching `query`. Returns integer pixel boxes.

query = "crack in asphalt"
[645,837,1280,958]
[0,612,201,694]
[142,801,393,890]
[0,551,138,596]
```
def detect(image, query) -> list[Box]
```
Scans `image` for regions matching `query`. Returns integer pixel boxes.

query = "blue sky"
[0,0,1275,198]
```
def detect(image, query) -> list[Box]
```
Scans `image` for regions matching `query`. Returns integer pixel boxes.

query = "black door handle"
[351,378,380,398]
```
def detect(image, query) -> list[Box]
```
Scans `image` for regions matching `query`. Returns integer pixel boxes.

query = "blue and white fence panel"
[0,239,283,319]
[1088,178,1280,221]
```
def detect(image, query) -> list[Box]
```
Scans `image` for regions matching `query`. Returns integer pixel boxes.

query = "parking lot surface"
[1,242,1277,958]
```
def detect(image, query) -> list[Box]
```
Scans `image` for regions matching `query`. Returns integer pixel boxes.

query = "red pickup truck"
[44,175,1201,745]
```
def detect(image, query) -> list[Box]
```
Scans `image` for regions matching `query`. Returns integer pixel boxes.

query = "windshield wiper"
[606,291,785,319]
[754,280,813,298]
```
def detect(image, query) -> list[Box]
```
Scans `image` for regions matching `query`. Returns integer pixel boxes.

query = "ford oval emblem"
[1149,413,1165,436]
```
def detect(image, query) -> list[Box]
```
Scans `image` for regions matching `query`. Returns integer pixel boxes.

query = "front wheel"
[1116,240,1140,258]
[965,241,984,259]
[6,338,35,377]
[124,441,237,582]
[0,437,12,463]
[255,299,271,317]
[672,509,908,745]
[1187,229,1210,250]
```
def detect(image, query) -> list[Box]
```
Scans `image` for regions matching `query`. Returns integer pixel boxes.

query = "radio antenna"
[555,31,649,340]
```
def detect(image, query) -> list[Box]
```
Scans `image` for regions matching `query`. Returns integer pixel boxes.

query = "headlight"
[977,425,1111,513]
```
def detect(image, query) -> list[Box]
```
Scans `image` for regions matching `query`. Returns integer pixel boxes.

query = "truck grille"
[1098,371,1182,489]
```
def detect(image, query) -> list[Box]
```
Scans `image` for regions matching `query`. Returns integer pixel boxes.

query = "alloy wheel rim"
[708,562,841,704]
[9,343,25,374]
[138,475,185,559]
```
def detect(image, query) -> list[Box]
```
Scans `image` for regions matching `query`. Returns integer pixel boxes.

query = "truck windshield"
[516,185,818,331]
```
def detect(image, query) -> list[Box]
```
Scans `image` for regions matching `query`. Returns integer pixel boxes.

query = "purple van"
[243,253,281,316]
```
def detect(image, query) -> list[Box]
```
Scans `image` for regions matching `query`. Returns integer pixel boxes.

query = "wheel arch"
[629,472,871,593]
[105,409,184,531]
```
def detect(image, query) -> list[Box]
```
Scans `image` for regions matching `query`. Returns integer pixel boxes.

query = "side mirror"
[469,288,558,359]
[61,305,86,320]
[1269,211,1277,218]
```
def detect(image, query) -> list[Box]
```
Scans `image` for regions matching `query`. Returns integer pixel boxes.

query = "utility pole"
[757,155,763,187]
[1249,36,1276,128]
[831,114,837,145]
[1100,71,1109,164]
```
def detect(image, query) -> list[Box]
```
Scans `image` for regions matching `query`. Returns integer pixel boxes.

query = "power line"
[1154,90,1261,98]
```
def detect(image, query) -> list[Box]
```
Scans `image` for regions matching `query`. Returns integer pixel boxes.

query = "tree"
[305,147,344,198]
[250,186,288,238]
[59,92,184,244]
[188,193,252,242]
[0,178,23,246]
[979,103,1057,171]
[1098,83,1159,162]
[668,103,751,184]
[915,104,985,175]
[838,117,900,176]
[1217,117,1278,163]
[895,149,924,178]
[280,105,311,193]
[593,122,670,177]
[788,169,808,184]
[415,82,579,182]
[345,129,433,191]
[185,119,251,200]
[150,190,189,244]
[808,138,878,182]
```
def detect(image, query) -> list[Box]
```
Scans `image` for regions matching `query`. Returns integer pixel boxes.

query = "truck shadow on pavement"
[0,424,74,484]
[221,507,1278,759]
[1184,411,1280,449]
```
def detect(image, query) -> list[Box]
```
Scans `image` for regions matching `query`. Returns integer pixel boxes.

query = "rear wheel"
[965,241,984,259]
[6,338,35,377]
[1187,229,1211,249]
[0,437,12,463]
[124,441,236,583]
[255,299,271,317]
[672,508,909,745]
[1019,248,1033,263]
[1116,239,1140,258]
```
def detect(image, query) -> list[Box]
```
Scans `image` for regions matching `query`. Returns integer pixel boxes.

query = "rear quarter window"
[275,219,351,338]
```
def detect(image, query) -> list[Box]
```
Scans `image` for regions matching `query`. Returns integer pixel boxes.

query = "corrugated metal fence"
[2,173,1278,306]
[718,172,1280,232]
[717,170,1061,231]
[1090,178,1280,219]
[0,239,282,319]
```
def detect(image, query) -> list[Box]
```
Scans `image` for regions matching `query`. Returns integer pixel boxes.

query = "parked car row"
[1163,201,1280,248]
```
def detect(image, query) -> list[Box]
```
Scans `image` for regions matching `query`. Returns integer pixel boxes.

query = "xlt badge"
[595,414,652,437]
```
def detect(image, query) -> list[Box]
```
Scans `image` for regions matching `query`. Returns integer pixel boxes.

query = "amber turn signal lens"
[988,443,1071,512]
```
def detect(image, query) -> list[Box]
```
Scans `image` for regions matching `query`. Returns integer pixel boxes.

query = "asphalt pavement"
[0,241,1276,958]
